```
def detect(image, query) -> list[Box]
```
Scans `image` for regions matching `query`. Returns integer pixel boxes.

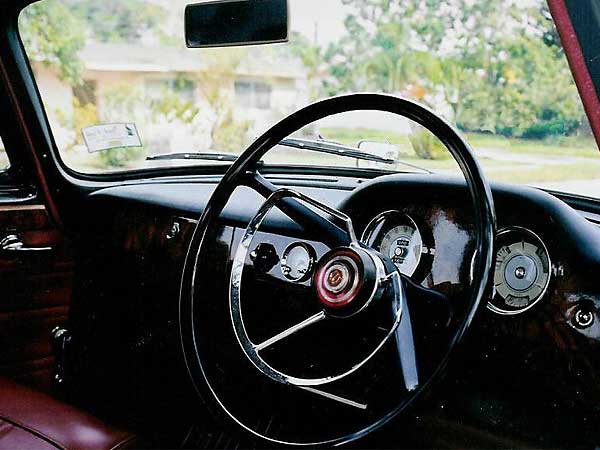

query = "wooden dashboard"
[62,174,600,447]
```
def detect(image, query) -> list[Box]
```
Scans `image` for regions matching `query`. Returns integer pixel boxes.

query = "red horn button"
[314,249,363,309]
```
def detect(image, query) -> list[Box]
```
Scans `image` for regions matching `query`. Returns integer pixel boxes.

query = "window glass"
[17,0,600,198]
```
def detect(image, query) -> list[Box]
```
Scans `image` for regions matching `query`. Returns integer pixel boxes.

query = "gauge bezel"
[280,242,316,282]
[487,226,552,315]
[361,210,425,277]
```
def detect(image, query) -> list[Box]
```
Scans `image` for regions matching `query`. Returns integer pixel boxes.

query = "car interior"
[1,0,600,448]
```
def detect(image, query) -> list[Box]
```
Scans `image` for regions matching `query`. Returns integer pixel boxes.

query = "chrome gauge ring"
[361,211,432,279]
[488,226,551,315]
[280,242,316,282]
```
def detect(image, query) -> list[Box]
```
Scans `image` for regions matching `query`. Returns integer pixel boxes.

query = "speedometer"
[361,211,431,277]
[379,224,423,276]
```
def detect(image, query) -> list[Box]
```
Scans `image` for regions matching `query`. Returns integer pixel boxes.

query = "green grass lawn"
[465,132,598,158]
[320,126,599,158]
[482,161,600,183]
[317,127,600,184]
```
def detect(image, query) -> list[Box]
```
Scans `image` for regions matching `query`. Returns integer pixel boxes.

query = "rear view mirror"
[185,0,289,48]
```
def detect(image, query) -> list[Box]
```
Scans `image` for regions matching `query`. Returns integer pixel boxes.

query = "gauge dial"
[379,225,423,276]
[489,227,551,315]
[362,211,429,277]
[281,243,315,282]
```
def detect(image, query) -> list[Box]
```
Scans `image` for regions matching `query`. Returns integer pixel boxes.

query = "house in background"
[33,42,310,152]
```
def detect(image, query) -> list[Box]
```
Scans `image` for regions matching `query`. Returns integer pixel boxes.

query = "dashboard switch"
[250,243,279,273]
[574,306,595,329]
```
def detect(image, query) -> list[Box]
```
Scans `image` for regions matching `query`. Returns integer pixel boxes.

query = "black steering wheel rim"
[179,93,496,446]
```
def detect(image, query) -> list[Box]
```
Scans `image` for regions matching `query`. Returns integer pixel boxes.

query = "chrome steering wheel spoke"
[253,311,327,352]
[390,271,419,391]
[246,171,354,247]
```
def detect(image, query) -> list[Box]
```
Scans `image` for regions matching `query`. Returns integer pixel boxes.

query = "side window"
[0,136,9,172]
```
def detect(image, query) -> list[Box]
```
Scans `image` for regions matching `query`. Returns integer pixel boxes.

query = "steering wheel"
[180,94,495,446]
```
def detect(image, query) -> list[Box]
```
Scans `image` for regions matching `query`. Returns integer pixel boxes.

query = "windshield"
[18,0,600,197]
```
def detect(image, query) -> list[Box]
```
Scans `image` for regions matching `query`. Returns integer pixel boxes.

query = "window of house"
[145,78,196,103]
[235,80,272,109]
[0,137,9,172]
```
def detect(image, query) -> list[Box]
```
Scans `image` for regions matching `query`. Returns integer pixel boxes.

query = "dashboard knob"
[574,307,595,329]
[250,243,279,273]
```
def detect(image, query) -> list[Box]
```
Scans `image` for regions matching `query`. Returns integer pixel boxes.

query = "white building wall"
[32,64,76,149]
[32,64,310,154]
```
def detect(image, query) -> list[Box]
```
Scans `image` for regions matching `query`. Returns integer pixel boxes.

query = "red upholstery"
[0,377,137,450]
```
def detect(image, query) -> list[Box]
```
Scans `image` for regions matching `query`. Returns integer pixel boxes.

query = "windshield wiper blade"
[146,152,238,162]
[147,140,433,175]
[280,138,394,165]
[279,138,433,174]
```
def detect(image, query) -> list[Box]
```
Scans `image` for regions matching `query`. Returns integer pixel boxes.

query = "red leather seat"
[0,377,137,450]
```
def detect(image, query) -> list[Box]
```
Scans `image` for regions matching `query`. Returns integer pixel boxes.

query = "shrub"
[211,112,251,151]
[96,146,145,168]
[522,119,581,139]
[72,98,98,145]
[408,128,449,160]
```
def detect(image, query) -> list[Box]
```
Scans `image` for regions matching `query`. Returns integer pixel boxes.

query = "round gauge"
[280,243,315,282]
[362,211,429,277]
[379,225,423,276]
[489,227,551,315]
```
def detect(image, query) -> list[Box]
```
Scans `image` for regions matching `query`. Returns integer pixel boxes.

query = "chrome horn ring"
[230,188,404,386]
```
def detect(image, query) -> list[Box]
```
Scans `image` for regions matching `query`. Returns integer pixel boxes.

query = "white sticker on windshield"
[82,123,142,153]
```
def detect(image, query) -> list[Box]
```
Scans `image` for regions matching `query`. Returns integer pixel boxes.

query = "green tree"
[19,0,167,85]
[325,0,586,138]
[288,31,324,100]
[196,48,252,151]
[19,1,85,85]
[65,0,166,43]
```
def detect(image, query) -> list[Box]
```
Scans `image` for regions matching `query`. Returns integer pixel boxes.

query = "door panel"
[0,204,73,392]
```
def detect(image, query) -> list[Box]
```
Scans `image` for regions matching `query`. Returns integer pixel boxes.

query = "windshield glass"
[19,0,600,197]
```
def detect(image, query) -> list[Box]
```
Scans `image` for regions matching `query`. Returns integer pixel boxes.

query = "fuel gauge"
[281,242,316,282]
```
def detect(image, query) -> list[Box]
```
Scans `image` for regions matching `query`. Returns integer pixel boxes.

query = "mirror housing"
[185,0,289,48]
[357,140,400,160]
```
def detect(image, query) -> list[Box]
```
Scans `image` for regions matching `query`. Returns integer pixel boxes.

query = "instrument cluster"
[359,212,553,316]
[251,212,554,317]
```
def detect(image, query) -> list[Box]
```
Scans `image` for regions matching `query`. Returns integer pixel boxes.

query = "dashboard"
[68,172,600,448]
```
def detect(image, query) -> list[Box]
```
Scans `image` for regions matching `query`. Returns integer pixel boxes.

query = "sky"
[289,0,350,47]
